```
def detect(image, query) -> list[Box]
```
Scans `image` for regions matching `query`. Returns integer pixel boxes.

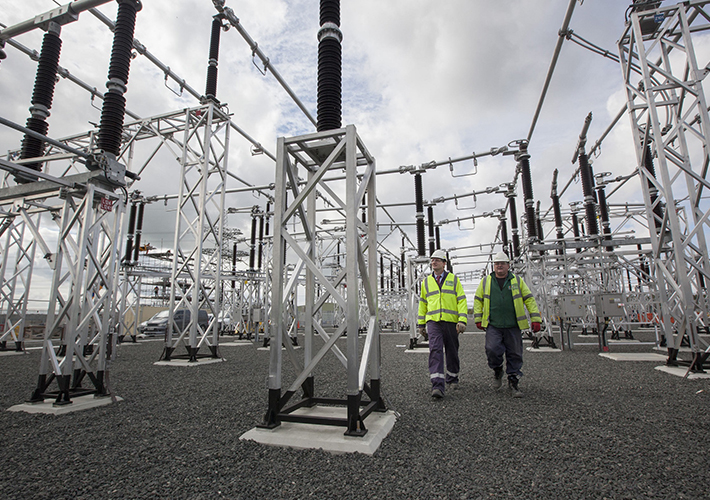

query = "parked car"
[138,309,209,337]
[217,311,233,333]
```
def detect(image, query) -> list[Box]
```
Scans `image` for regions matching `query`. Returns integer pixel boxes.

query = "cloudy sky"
[0,0,671,302]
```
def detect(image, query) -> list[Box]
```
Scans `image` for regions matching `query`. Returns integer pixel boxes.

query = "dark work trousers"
[485,325,523,379]
[427,320,460,393]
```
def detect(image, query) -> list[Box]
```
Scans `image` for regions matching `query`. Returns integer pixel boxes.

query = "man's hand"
[532,322,541,333]
[475,322,482,330]
[418,326,427,340]
[456,322,466,333]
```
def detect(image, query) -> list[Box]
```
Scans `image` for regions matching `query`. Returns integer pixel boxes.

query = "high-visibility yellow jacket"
[418,272,468,326]
[473,273,541,329]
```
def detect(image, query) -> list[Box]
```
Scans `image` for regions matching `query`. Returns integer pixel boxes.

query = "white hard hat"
[430,249,447,260]
[492,251,510,263]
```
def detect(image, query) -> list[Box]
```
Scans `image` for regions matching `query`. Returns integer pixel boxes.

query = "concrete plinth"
[154,357,225,367]
[240,405,397,455]
[8,394,122,415]
[599,352,667,361]
[654,365,710,379]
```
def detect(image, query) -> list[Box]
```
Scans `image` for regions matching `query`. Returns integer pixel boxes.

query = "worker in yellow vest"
[473,251,541,398]
[418,250,468,399]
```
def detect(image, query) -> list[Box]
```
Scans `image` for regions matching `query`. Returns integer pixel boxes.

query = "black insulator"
[414,174,424,213]
[389,262,394,290]
[400,252,405,288]
[427,206,435,255]
[500,218,509,248]
[337,241,341,267]
[132,202,144,262]
[123,202,137,262]
[520,157,534,201]
[18,117,49,178]
[380,255,384,289]
[257,214,264,270]
[579,153,594,197]
[205,17,222,100]
[108,1,139,85]
[232,242,237,289]
[519,154,538,240]
[525,203,537,240]
[249,216,257,271]
[642,145,663,232]
[97,0,140,157]
[31,31,62,110]
[509,196,520,258]
[552,196,563,230]
[572,212,581,253]
[416,219,426,257]
[435,226,441,250]
[597,186,613,250]
[320,0,340,26]
[317,38,342,131]
[265,202,271,236]
[579,153,599,236]
[414,174,426,256]
[16,30,62,182]
[361,206,366,223]
[536,210,544,243]
[97,89,126,157]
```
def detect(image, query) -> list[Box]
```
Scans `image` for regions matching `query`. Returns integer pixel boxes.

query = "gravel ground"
[0,331,708,500]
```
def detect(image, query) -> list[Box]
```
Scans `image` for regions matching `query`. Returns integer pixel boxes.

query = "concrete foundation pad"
[240,406,397,455]
[256,346,302,352]
[154,357,226,367]
[404,348,429,353]
[526,346,562,352]
[654,365,710,379]
[8,394,123,415]
[218,341,253,347]
[599,352,667,361]
[0,350,29,356]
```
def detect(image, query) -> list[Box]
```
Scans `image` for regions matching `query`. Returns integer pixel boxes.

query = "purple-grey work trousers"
[485,325,523,379]
[427,320,460,393]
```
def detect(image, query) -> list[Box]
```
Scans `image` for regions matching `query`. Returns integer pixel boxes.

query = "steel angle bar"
[282,138,346,222]
[282,230,345,310]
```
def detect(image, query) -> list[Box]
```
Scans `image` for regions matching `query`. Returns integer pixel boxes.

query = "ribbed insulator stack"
[518,143,537,242]
[97,0,141,158]
[258,213,264,270]
[571,211,581,254]
[123,202,137,263]
[317,0,342,131]
[427,206,435,255]
[535,201,544,254]
[578,152,599,236]
[380,254,384,289]
[132,202,144,262]
[596,184,613,251]
[204,16,223,103]
[249,214,257,271]
[508,194,521,258]
[642,144,664,234]
[500,216,509,254]
[16,24,62,184]
[414,173,426,256]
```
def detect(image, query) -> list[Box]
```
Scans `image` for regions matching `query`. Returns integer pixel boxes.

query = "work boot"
[493,366,504,390]
[431,388,444,399]
[448,382,459,391]
[508,377,523,398]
